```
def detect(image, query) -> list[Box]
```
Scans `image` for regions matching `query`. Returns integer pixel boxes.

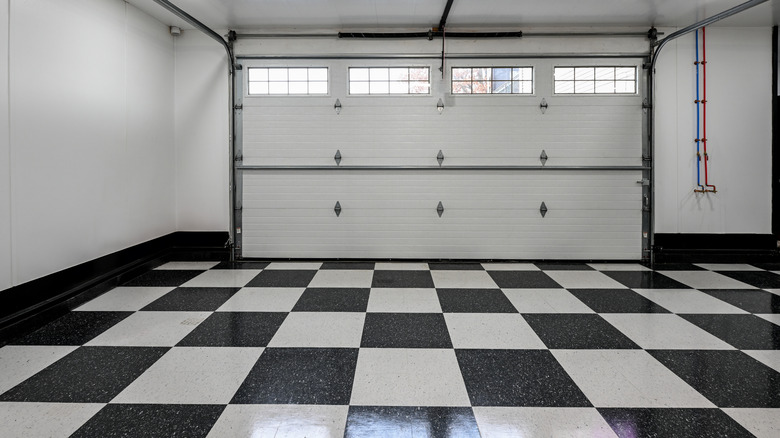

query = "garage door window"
[247,67,328,95]
[349,67,430,95]
[451,67,533,94]
[554,66,636,94]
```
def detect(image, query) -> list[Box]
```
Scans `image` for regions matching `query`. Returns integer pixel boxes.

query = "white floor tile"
[350,349,471,406]
[374,262,430,270]
[502,289,595,313]
[632,289,748,314]
[444,314,545,349]
[181,270,261,288]
[694,263,764,271]
[587,263,651,271]
[743,350,780,373]
[264,262,322,270]
[722,408,780,438]
[600,314,734,350]
[267,312,365,348]
[0,402,104,438]
[207,405,348,438]
[764,289,780,297]
[552,350,715,408]
[756,314,780,326]
[155,261,220,270]
[431,271,498,289]
[216,288,305,312]
[85,311,211,347]
[112,347,263,404]
[366,288,442,313]
[75,287,174,311]
[481,263,540,271]
[307,270,374,288]
[0,346,78,394]
[473,407,618,438]
[544,271,627,289]
[658,271,755,289]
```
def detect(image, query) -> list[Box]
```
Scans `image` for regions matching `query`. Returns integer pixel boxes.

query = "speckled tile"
[648,350,780,408]
[70,404,225,438]
[155,261,219,270]
[345,406,480,437]
[245,270,317,287]
[602,271,690,289]
[361,313,452,348]
[678,314,780,350]
[140,287,240,311]
[444,314,545,349]
[456,349,591,407]
[600,314,734,350]
[598,408,754,438]
[366,288,442,313]
[0,346,168,403]
[0,346,78,395]
[502,289,595,313]
[480,262,540,271]
[208,405,349,438]
[212,261,270,270]
[112,347,263,404]
[350,349,471,406]
[568,289,670,313]
[699,289,780,314]
[752,263,780,271]
[374,262,430,270]
[722,408,780,438]
[472,407,618,438]
[0,402,104,438]
[85,311,210,347]
[429,262,485,270]
[718,271,780,289]
[371,270,435,288]
[695,263,765,271]
[436,289,517,313]
[122,269,203,287]
[292,288,370,312]
[321,261,375,270]
[588,263,651,271]
[756,313,780,325]
[308,270,375,288]
[231,348,358,405]
[650,263,707,271]
[743,350,780,373]
[535,262,594,271]
[552,350,714,408]
[486,271,562,288]
[658,271,755,290]
[216,287,305,312]
[75,287,174,312]
[181,270,262,288]
[432,271,499,289]
[523,314,640,349]
[268,312,365,348]
[9,311,133,346]
[176,312,287,347]
[545,271,628,289]
[631,289,748,314]
[264,262,322,270]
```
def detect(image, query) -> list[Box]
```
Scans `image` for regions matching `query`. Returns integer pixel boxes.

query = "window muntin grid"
[349,67,431,95]
[247,67,329,95]
[451,67,534,94]
[554,66,637,94]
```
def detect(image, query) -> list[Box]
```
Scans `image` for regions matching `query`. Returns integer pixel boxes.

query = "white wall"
[654,27,772,234]
[0,0,10,290]
[2,0,176,287]
[174,30,229,231]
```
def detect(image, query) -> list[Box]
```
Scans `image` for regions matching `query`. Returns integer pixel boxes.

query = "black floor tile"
[700,289,780,314]
[568,289,670,313]
[648,350,780,408]
[750,262,780,271]
[678,314,780,350]
[428,262,484,270]
[523,314,640,349]
[70,404,225,438]
[534,262,594,271]
[345,406,480,438]
[292,288,370,312]
[176,312,288,347]
[0,346,168,403]
[321,262,376,270]
[372,270,435,288]
[140,287,240,311]
[230,347,358,405]
[436,289,518,313]
[122,270,202,287]
[718,271,780,289]
[455,349,592,407]
[651,263,707,271]
[245,270,317,288]
[212,261,270,270]
[598,408,754,438]
[361,313,452,348]
[602,271,690,289]
[9,311,133,346]
[486,271,562,288]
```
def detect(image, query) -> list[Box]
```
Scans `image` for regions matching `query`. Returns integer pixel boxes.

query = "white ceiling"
[126,0,780,31]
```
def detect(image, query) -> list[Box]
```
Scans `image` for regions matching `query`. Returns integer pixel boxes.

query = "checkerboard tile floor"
[1,261,779,437]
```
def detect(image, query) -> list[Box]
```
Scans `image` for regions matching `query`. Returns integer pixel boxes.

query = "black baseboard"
[653,233,779,263]
[0,231,229,345]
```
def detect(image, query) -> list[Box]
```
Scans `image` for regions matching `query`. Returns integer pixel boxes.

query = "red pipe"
[701,27,717,192]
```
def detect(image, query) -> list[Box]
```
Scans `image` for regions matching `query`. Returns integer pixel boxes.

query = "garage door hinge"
[642,99,651,110]
[234,206,242,211]
[234,154,243,162]
[234,104,243,111]
[636,178,650,186]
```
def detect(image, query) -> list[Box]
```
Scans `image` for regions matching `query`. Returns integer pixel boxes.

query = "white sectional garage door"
[236,58,645,260]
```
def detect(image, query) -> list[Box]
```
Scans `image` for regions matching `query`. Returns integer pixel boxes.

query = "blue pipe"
[695,30,703,189]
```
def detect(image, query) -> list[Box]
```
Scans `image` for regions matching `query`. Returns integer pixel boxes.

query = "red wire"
[702,27,716,192]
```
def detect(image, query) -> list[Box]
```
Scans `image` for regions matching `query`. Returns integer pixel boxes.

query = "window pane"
[595,80,614,93]
[369,68,389,81]
[288,68,308,81]
[268,68,287,81]
[575,67,594,80]
[288,81,308,94]
[520,81,533,94]
[248,68,268,81]
[309,81,328,94]
[555,67,574,80]
[453,68,471,80]
[308,68,328,81]
[493,68,511,81]
[268,82,288,94]
[615,81,635,93]
[248,82,268,94]
[472,81,489,93]
[472,68,491,80]
[350,68,369,81]
[595,67,615,80]
[493,80,511,93]
[410,68,429,80]
[389,68,409,81]
[370,81,389,94]
[555,81,575,93]
[452,81,471,94]
[389,81,409,94]
[514,67,532,81]
[409,81,430,94]
[616,67,636,80]
[350,81,369,94]
[575,80,594,93]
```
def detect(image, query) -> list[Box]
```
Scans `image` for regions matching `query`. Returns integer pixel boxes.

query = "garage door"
[235,57,647,260]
